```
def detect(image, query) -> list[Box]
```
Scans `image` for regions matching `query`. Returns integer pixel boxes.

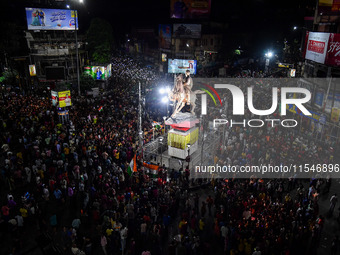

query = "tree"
[0,69,19,86]
[86,18,114,64]
[80,73,96,92]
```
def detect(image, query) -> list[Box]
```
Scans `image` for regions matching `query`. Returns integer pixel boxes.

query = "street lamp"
[265,51,273,58]
[160,86,170,116]
[159,86,170,95]
[187,143,191,170]
[264,51,273,74]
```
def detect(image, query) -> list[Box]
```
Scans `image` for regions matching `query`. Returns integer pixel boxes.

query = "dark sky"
[1,0,316,56]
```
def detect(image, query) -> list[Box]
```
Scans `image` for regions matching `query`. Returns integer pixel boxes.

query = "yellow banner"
[167,128,198,150]
[331,107,340,123]
[29,65,36,76]
[58,90,72,107]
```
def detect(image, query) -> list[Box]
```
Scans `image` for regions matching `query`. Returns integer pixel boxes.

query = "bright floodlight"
[266,52,273,58]
[165,87,171,93]
[66,4,70,8]
[159,88,165,94]
[186,43,189,47]
[79,0,84,3]
[161,97,169,103]
[293,26,297,30]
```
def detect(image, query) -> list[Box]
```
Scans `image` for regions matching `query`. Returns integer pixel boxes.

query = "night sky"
[2,0,316,56]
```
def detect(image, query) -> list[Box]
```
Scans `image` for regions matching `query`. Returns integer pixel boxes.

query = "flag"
[98,106,103,112]
[127,154,137,176]
[152,121,161,129]
[142,162,160,178]
[142,162,159,170]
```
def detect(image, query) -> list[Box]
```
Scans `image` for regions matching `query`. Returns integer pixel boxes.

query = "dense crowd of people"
[0,57,339,255]
[110,54,158,85]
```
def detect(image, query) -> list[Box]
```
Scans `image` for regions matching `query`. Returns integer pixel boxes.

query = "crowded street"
[2,0,340,254]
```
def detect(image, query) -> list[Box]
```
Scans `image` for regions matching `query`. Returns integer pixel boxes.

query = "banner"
[162,53,167,62]
[51,91,58,106]
[29,65,36,76]
[325,93,340,112]
[168,59,197,74]
[106,64,112,78]
[167,128,198,150]
[286,104,321,122]
[318,0,340,15]
[25,8,78,30]
[173,24,201,39]
[314,90,324,107]
[58,90,72,107]
[305,32,330,64]
[331,107,340,122]
[170,0,211,19]
[84,66,107,80]
[159,24,172,49]
[326,33,340,66]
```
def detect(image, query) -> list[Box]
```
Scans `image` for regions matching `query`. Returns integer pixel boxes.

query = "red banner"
[326,33,340,66]
[308,40,326,53]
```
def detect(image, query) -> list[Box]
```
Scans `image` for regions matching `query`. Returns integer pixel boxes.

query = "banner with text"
[305,32,330,64]
[168,59,197,74]
[58,90,72,107]
[25,7,78,30]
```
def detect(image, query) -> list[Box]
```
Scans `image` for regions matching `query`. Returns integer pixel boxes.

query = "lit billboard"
[25,7,78,30]
[173,24,201,39]
[29,65,36,76]
[84,65,112,80]
[170,0,211,19]
[58,90,72,107]
[51,91,58,106]
[168,59,197,74]
[326,33,340,66]
[305,32,330,64]
[159,24,172,49]
[318,0,340,15]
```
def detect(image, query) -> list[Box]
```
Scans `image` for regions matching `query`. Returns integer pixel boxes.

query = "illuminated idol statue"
[168,70,204,118]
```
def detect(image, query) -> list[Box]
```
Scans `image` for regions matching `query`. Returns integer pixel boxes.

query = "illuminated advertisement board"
[58,90,72,107]
[29,65,36,76]
[159,24,172,49]
[84,66,110,80]
[318,0,340,15]
[170,0,211,19]
[305,32,330,64]
[25,7,78,30]
[168,59,197,74]
[51,91,58,106]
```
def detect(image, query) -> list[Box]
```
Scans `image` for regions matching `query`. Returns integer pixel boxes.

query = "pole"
[138,82,143,160]
[200,115,204,166]
[161,142,163,167]
[323,70,332,113]
[74,9,81,96]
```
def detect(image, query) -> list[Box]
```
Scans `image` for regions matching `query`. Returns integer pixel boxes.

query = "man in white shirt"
[221,223,228,241]
[120,226,128,254]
